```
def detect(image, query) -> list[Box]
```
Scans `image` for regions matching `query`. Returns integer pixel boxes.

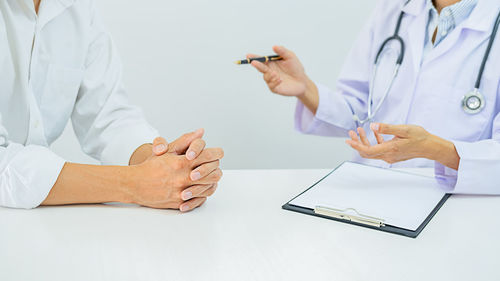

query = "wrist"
[297,78,319,114]
[424,135,460,170]
[119,165,141,204]
[296,77,314,99]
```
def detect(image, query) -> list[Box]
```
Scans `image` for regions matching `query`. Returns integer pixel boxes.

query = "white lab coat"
[0,0,158,208]
[295,0,500,194]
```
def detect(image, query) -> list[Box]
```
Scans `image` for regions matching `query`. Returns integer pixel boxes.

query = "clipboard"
[282,162,450,238]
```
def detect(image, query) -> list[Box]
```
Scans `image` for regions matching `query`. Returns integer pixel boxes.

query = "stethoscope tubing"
[354,6,500,125]
[475,10,500,89]
[354,11,406,125]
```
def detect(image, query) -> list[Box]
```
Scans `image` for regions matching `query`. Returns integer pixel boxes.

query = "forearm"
[297,78,319,114]
[425,135,460,170]
[41,163,134,206]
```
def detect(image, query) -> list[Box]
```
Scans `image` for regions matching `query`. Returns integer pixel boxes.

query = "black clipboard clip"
[314,206,386,228]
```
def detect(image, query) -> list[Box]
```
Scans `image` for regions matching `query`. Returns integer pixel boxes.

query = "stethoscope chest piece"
[462,89,485,114]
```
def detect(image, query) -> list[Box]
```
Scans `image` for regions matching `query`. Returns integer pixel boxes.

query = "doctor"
[0,0,223,209]
[249,0,500,194]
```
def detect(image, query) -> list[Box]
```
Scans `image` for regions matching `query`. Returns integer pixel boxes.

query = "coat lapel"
[398,0,427,74]
[38,0,76,30]
[423,0,500,65]
[404,9,428,75]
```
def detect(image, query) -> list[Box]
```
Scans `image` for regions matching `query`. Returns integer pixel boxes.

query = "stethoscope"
[353,5,500,125]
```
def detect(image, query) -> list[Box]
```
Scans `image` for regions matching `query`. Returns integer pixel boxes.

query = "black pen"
[235,55,283,65]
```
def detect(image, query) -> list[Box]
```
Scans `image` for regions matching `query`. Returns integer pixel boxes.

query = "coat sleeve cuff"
[1,145,66,209]
[435,140,500,195]
[434,161,457,191]
[100,124,159,166]
[294,83,357,136]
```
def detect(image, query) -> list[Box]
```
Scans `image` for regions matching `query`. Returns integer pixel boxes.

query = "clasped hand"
[128,129,224,212]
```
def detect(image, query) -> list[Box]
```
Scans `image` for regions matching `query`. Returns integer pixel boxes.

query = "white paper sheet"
[289,162,446,231]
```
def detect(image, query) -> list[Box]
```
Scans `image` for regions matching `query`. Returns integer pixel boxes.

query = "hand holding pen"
[238,45,320,114]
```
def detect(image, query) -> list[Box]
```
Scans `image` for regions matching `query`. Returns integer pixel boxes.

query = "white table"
[1,169,499,281]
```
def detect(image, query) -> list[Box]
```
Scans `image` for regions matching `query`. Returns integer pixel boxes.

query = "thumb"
[168,128,205,155]
[152,137,169,156]
[272,45,294,60]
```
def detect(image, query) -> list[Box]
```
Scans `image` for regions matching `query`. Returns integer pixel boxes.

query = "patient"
[0,0,223,210]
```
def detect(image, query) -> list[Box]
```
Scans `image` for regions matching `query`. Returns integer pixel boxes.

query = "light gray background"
[51,0,377,169]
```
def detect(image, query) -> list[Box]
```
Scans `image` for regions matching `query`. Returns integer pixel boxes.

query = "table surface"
[1,169,499,281]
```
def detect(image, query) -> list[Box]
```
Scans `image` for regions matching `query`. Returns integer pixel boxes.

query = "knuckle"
[196,165,206,175]
[175,176,187,187]
[207,188,216,196]
[182,132,192,140]
[214,169,223,180]
[173,159,183,170]
[174,158,188,170]
[198,139,206,148]
[193,138,203,146]
[391,144,400,153]
[360,149,371,157]
[157,159,170,172]
[204,149,214,159]
[217,148,224,159]
[182,178,190,188]
[175,193,183,202]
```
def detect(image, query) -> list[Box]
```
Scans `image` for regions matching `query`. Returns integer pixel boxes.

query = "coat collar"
[38,0,77,29]
[421,0,499,65]
[398,0,499,72]
[461,0,500,32]
[401,0,499,32]
[401,0,427,16]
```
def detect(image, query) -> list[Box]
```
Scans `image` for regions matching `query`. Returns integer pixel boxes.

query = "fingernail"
[370,123,379,131]
[187,151,196,160]
[191,171,201,181]
[183,191,193,200]
[180,205,190,212]
[154,144,166,154]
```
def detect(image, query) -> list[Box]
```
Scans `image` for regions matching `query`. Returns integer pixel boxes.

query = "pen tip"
[234,60,241,65]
